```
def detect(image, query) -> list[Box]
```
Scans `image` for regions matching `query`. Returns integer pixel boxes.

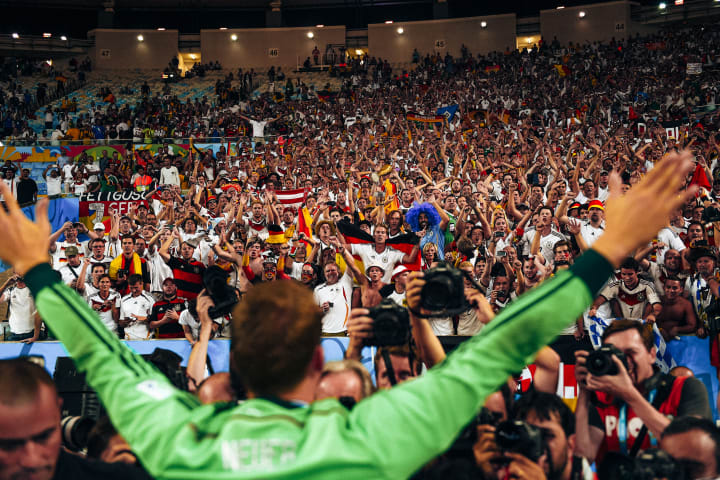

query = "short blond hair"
[321,359,375,399]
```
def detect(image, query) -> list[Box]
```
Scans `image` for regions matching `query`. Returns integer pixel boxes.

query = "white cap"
[93,222,106,231]
[391,265,410,281]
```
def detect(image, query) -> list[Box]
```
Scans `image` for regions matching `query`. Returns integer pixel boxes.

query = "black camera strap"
[628,376,674,458]
[381,349,398,387]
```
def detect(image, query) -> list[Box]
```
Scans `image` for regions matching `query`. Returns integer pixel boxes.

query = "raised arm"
[185,293,215,392]
[48,221,72,252]
[158,230,176,263]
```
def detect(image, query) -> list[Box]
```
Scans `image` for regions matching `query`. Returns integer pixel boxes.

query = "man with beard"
[657,276,697,341]
[512,390,594,480]
[574,320,711,463]
[579,200,604,248]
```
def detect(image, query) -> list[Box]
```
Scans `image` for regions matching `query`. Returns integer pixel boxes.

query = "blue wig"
[406,202,442,232]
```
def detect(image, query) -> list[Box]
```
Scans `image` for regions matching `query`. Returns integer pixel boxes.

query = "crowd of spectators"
[0,56,89,142]
[3,22,720,480]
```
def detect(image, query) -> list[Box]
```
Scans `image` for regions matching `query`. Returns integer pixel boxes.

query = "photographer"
[574,320,711,464]
[512,390,594,480]
[0,155,699,478]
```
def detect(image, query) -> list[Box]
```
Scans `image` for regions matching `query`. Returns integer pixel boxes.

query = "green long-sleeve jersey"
[25,250,613,480]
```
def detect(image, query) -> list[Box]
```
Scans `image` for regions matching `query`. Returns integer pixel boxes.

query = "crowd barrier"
[0,337,376,382]
[0,335,716,418]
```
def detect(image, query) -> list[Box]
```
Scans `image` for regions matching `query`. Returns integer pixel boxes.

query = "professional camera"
[61,416,96,451]
[203,265,239,318]
[367,298,411,346]
[634,449,687,480]
[586,344,628,376]
[702,206,720,223]
[421,263,467,312]
[598,449,688,480]
[494,420,545,462]
[445,407,504,458]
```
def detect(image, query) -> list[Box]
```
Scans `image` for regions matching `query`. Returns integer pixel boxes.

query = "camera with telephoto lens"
[366,298,411,346]
[202,265,239,318]
[586,344,628,376]
[494,420,545,462]
[61,416,96,451]
[421,263,467,312]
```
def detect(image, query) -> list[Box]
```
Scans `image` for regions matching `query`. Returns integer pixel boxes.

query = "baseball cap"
[162,277,175,285]
[93,222,106,231]
[65,246,79,256]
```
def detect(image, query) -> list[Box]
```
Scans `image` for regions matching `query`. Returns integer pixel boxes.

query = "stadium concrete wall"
[200,26,346,70]
[90,29,180,70]
[540,1,632,45]
[367,14,517,64]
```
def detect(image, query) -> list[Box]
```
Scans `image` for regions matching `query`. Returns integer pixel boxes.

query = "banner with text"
[78,191,148,231]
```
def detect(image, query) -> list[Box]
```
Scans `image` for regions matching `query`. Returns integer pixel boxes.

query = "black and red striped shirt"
[149,297,186,338]
[167,257,205,300]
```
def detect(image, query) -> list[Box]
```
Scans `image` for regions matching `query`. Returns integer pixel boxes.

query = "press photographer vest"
[594,374,687,461]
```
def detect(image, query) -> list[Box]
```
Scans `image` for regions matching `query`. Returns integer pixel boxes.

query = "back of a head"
[231,281,322,397]
[662,416,720,457]
[197,372,236,404]
[661,416,720,479]
[0,358,56,407]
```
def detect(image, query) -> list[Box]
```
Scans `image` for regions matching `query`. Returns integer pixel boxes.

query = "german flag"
[336,220,421,272]
[406,111,444,124]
